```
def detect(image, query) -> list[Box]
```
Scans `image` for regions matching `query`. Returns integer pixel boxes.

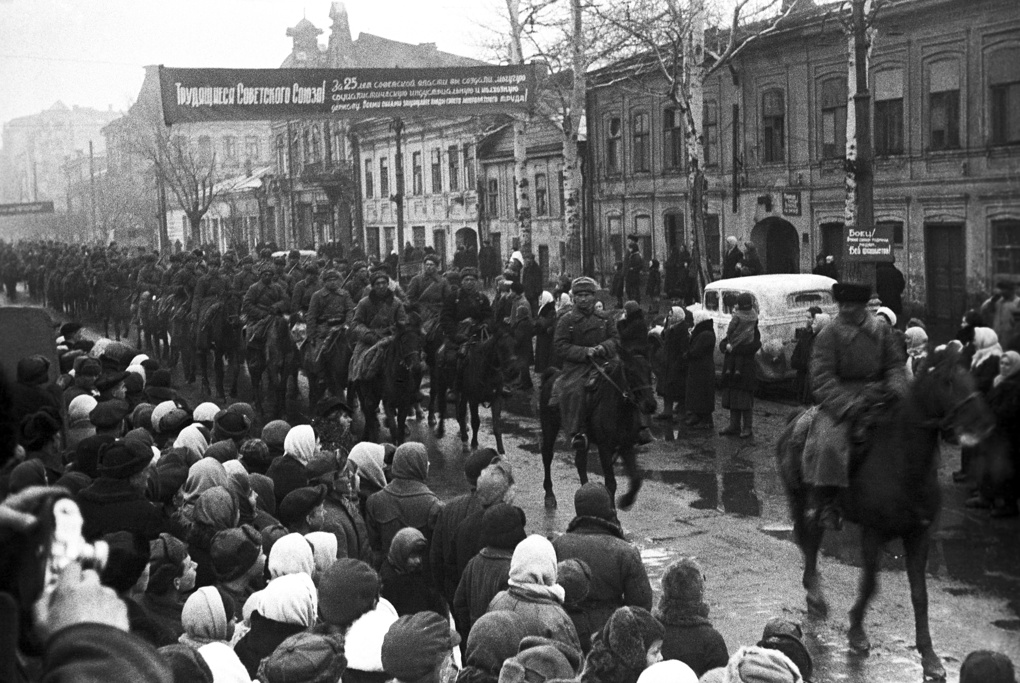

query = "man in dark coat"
[75,438,166,541]
[406,254,451,327]
[685,310,717,429]
[522,253,543,315]
[721,237,743,279]
[551,277,619,451]
[625,240,644,303]
[478,240,500,287]
[552,483,652,638]
[807,281,907,528]
[11,355,62,427]
[439,267,492,379]
[875,260,906,319]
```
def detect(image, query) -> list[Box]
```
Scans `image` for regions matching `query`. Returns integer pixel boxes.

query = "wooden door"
[925,223,966,342]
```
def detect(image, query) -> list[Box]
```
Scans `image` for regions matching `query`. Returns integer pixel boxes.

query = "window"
[223,135,237,161]
[379,157,389,197]
[557,170,565,216]
[535,173,548,216]
[364,159,374,198]
[663,107,683,170]
[821,77,848,159]
[448,145,460,191]
[993,219,1020,279]
[412,151,423,195]
[704,101,719,166]
[608,216,622,262]
[431,149,442,193]
[412,226,426,250]
[606,117,622,173]
[197,136,213,163]
[874,70,904,155]
[275,134,286,173]
[464,145,475,189]
[928,61,960,151]
[302,129,312,164]
[384,226,395,255]
[878,219,904,248]
[762,89,785,163]
[486,178,499,218]
[244,136,260,162]
[990,48,1020,146]
[311,125,321,163]
[632,112,650,172]
[366,227,380,260]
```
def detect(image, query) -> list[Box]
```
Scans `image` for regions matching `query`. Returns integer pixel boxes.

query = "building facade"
[587,0,1020,337]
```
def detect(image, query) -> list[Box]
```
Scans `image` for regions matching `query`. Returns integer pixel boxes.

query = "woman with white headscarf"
[534,291,557,373]
[685,309,717,429]
[236,572,318,676]
[266,424,318,507]
[904,326,929,379]
[970,327,1003,395]
[267,532,315,580]
[173,423,209,463]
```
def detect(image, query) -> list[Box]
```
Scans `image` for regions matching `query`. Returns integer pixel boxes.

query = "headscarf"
[539,291,554,308]
[348,442,387,490]
[345,598,400,673]
[994,351,1020,388]
[193,486,238,531]
[222,460,255,526]
[508,534,565,603]
[181,586,233,645]
[284,424,317,466]
[196,642,250,683]
[130,354,150,367]
[875,306,897,327]
[971,327,1002,370]
[724,646,803,683]
[637,661,698,683]
[305,531,338,578]
[181,458,229,507]
[390,442,428,482]
[126,364,146,384]
[905,327,929,359]
[68,395,98,426]
[387,527,427,573]
[691,308,712,327]
[268,532,315,579]
[173,424,209,462]
[243,573,317,627]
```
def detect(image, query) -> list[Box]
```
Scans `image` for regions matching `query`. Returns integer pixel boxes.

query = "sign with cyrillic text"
[0,201,54,216]
[846,223,894,262]
[159,65,538,124]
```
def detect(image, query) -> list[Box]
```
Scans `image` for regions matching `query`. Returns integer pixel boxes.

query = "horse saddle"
[246,316,275,347]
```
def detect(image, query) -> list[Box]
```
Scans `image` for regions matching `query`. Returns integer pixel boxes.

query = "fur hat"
[757,618,812,681]
[147,532,190,594]
[210,525,263,582]
[460,267,479,279]
[258,632,346,683]
[479,503,527,551]
[594,607,664,671]
[97,438,153,479]
[213,410,250,442]
[464,448,500,486]
[832,282,871,304]
[317,559,380,627]
[382,612,460,682]
[17,354,50,385]
[556,558,592,607]
[573,482,615,521]
[655,557,708,623]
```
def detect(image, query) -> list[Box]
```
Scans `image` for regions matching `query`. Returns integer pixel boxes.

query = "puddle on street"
[644,469,762,517]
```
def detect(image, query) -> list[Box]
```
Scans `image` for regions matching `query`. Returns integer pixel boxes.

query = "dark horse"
[305,323,354,409]
[539,348,657,510]
[196,300,243,400]
[247,314,298,418]
[454,325,516,454]
[137,291,170,362]
[356,314,425,444]
[775,348,994,680]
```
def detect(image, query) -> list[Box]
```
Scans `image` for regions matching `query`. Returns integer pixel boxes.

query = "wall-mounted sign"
[159,65,539,125]
[846,223,894,262]
[781,190,801,216]
[0,201,54,216]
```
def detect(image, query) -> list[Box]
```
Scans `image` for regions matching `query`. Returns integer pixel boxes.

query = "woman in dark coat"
[654,307,690,422]
[738,242,763,277]
[654,558,728,677]
[379,526,449,618]
[719,293,762,438]
[973,350,1020,518]
[685,311,716,429]
[610,263,625,309]
[645,260,661,315]
[534,291,557,373]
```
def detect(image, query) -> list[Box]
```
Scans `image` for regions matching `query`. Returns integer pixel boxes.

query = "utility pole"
[392,118,405,263]
[89,140,97,239]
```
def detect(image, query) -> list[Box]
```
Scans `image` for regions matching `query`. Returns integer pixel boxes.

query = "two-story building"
[587,0,1019,337]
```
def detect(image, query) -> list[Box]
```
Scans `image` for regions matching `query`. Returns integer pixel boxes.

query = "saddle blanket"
[350,338,391,382]
[800,406,851,488]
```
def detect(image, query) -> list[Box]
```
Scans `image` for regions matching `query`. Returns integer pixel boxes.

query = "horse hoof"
[617,489,639,511]
[806,592,829,619]
[848,625,870,653]
[544,491,557,509]
[921,651,946,681]
[427,415,437,427]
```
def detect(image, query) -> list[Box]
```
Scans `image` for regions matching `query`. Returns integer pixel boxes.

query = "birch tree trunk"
[563,0,585,277]
[507,0,532,255]
[684,0,712,295]
[843,0,876,286]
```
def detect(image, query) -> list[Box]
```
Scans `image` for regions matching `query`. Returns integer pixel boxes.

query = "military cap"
[571,276,598,294]
[460,267,479,279]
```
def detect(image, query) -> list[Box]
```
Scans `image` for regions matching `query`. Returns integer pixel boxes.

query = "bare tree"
[587,0,802,294]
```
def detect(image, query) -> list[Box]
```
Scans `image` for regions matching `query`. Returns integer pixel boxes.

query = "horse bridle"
[588,357,651,406]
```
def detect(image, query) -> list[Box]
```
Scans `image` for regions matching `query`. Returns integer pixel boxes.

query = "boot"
[719,410,741,436]
[740,410,754,438]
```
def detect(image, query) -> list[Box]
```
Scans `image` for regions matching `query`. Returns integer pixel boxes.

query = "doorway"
[750,216,800,274]
[820,222,844,269]
[925,223,966,342]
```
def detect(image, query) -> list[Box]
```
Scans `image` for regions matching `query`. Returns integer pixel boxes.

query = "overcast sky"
[0,0,504,131]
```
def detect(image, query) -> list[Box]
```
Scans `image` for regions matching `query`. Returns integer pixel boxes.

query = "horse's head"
[393,313,426,371]
[619,348,657,415]
[915,346,995,447]
[488,323,517,368]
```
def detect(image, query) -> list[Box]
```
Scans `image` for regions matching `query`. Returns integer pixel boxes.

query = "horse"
[247,313,297,418]
[136,291,170,362]
[455,324,516,454]
[196,299,243,400]
[775,348,995,681]
[304,322,355,409]
[356,314,425,445]
[539,347,657,510]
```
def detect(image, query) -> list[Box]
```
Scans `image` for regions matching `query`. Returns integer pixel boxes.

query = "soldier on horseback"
[550,276,620,451]
[306,269,357,403]
[350,269,408,384]
[438,267,491,381]
[193,256,233,349]
[806,281,907,529]
[242,264,290,362]
[291,263,321,315]
[407,254,451,325]
[233,255,259,295]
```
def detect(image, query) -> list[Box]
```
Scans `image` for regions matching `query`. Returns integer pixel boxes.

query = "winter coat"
[659,617,729,677]
[351,290,408,344]
[234,612,306,677]
[306,287,355,341]
[75,477,167,542]
[720,323,761,411]
[265,454,309,508]
[442,289,493,340]
[646,267,661,298]
[364,452,443,566]
[973,356,1001,396]
[625,251,643,297]
[610,271,625,298]
[453,547,513,634]
[551,517,653,637]
[875,262,906,317]
[656,323,690,401]
[430,491,481,603]
[722,247,743,279]
[523,262,544,302]
[321,488,372,563]
[379,560,449,618]
[617,315,650,359]
[534,301,557,373]
[487,588,581,652]
[10,381,62,428]
[685,320,717,416]
[552,306,621,436]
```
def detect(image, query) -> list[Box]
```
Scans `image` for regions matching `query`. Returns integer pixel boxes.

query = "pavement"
[11,290,1020,683]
